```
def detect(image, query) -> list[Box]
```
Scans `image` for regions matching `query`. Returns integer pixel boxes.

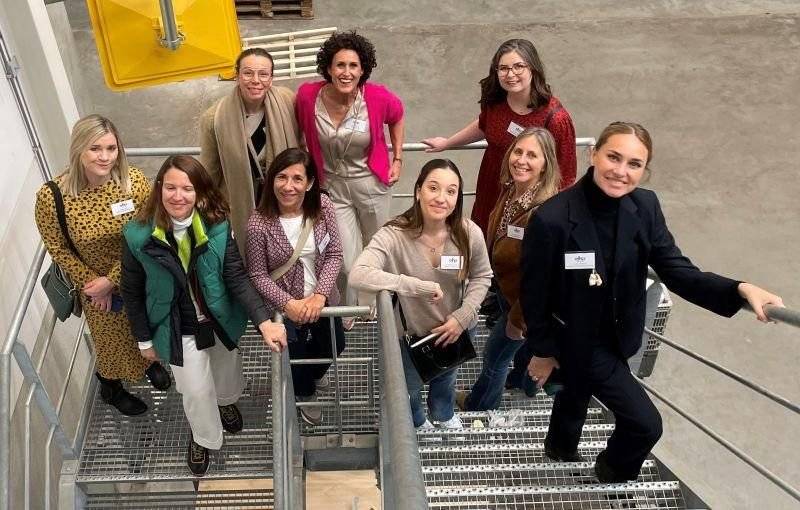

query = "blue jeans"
[466,309,526,410]
[400,335,460,428]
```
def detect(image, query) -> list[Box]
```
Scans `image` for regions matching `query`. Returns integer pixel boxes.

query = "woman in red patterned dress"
[423,39,577,235]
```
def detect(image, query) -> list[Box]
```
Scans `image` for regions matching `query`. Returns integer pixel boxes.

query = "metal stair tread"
[84,488,274,508]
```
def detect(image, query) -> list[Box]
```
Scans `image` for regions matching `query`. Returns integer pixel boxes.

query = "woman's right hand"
[528,356,560,389]
[259,320,287,352]
[429,282,444,304]
[140,347,159,362]
[421,137,448,153]
[284,299,306,324]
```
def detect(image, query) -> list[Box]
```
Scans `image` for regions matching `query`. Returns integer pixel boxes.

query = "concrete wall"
[0,0,90,508]
[53,1,800,508]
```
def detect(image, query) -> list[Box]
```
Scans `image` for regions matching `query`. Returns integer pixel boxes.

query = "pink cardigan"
[246,193,343,312]
[295,80,404,185]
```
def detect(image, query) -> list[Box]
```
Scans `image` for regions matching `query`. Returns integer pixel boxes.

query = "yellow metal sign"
[86,0,241,91]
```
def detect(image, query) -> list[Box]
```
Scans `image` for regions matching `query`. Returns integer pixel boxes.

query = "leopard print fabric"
[34,168,152,382]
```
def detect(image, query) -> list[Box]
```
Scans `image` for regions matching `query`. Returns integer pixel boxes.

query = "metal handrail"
[639,378,800,503]
[376,291,429,510]
[123,138,597,158]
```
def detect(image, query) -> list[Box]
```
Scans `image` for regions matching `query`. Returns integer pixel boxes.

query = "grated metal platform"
[85,488,274,509]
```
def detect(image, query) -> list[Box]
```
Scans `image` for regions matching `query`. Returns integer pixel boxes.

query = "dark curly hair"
[316,31,377,85]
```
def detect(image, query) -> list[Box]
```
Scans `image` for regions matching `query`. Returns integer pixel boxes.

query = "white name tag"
[507,225,525,240]
[318,232,331,253]
[564,251,595,270]
[506,121,524,137]
[440,255,463,270]
[111,199,135,217]
[343,118,368,133]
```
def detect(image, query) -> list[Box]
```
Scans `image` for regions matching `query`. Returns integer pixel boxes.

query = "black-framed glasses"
[496,63,529,76]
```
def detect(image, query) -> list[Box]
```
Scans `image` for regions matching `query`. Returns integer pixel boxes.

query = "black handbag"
[40,181,83,321]
[397,293,476,384]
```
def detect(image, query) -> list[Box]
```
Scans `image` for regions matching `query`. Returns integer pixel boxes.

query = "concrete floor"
[54,1,800,508]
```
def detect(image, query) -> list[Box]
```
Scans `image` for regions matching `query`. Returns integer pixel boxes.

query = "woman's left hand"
[259,320,287,352]
[301,293,326,323]
[90,293,112,312]
[505,321,525,340]
[737,282,784,322]
[84,276,114,299]
[388,159,402,186]
[431,317,464,347]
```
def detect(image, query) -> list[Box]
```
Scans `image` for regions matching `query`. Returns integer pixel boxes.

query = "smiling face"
[236,54,273,105]
[497,50,532,96]
[80,132,118,185]
[591,133,649,198]
[274,163,311,215]
[161,167,196,221]
[416,168,460,224]
[327,49,363,95]
[508,134,546,188]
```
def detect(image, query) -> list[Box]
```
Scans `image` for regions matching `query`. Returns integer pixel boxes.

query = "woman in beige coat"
[199,48,300,257]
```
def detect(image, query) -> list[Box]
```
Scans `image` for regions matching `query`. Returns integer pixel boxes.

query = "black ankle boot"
[145,362,171,391]
[96,373,147,416]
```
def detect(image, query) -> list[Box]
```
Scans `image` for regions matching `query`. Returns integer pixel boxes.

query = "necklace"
[416,233,447,254]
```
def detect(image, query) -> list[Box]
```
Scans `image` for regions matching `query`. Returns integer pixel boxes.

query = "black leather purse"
[397,293,476,384]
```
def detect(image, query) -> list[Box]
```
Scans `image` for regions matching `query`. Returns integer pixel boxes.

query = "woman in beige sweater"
[349,159,492,429]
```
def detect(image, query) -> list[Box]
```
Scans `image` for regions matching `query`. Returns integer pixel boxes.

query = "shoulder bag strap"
[46,181,84,263]
[270,218,313,281]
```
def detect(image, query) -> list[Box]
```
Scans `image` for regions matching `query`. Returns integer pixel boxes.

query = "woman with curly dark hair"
[295,30,405,328]
[423,38,577,236]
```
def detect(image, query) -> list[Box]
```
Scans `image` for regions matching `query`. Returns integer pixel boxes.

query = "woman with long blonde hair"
[34,114,170,416]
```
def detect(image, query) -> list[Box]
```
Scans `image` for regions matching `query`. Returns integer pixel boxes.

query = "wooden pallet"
[235,0,313,19]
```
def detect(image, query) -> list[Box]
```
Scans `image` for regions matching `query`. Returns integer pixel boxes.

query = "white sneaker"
[438,415,463,429]
[415,419,435,431]
[314,374,330,391]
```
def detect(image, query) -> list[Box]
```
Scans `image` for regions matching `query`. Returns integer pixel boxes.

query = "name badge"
[318,232,331,253]
[564,251,595,270]
[440,255,463,270]
[506,121,524,137]
[507,225,525,240]
[111,199,135,217]
[343,118,368,133]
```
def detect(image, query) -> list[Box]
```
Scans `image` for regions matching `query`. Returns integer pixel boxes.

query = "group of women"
[34,31,783,483]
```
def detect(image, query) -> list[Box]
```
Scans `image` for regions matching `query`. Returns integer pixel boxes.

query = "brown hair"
[387,159,472,280]
[136,155,230,230]
[499,127,561,203]
[595,121,654,170]
[235,48,274,74]
[316,30,377,85]
[479,39,552,110]
[257,148,322,222]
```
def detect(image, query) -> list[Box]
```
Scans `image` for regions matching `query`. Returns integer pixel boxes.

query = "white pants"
[325,173,391,306]
[171,335,244,450]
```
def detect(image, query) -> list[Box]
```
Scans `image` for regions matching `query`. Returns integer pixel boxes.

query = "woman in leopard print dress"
[34,114,170,416]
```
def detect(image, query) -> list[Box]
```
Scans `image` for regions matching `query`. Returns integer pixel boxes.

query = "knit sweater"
[349,220,493,337]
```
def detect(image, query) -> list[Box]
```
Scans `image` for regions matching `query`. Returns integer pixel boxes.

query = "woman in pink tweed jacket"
[246,148,344,425]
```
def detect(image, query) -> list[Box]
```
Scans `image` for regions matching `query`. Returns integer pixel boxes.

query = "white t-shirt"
[279,215,318,296]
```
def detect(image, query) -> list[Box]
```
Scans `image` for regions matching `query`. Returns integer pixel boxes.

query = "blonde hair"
[59,114,130,197]
[499,127,561,203]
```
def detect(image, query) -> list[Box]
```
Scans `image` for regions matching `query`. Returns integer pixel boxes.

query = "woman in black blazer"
[520,121,783,483]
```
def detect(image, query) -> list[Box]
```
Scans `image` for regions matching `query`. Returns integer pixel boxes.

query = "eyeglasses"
[240,69,272,81]
[496,63,529,76]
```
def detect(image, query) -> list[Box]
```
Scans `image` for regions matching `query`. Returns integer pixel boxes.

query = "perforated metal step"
[456,408,606,427]
[416,423,614,447]
[426,481,686,509]
[418,441,608,467]
[85,488,273,509]
[422,459,662,488]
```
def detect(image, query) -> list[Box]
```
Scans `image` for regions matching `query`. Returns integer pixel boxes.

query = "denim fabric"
[285,317,345,397]
[467,292,527,410]
[400,335,460,428]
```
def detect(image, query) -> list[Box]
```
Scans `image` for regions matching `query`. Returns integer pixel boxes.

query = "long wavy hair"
[136,155,230,230]
[60,114,130,197]
[387,159,472,280]
[499,127,561,203]
[479,39,552,110]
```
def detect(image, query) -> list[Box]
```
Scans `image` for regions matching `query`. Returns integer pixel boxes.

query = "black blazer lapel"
[567,193,608,280]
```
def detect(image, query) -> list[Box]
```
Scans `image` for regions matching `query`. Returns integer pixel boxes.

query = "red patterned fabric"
[473,96,577,235]
[246,193,343,312]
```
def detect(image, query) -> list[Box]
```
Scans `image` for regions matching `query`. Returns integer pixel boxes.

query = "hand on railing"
[421,137,448,152]
[737,282,785,323]
[259,320,287,352]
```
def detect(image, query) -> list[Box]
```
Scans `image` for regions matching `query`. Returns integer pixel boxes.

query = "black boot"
[594,450,637,483]
[96,373,147,416]
[544,436,586,462]
[145,362,171,391]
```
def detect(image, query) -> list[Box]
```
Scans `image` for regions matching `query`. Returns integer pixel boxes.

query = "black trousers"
[286,317,346,397]
[547,347,663,480]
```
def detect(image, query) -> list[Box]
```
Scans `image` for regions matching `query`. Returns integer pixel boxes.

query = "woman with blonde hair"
[34,114,170,416]
[457,127,561,411]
